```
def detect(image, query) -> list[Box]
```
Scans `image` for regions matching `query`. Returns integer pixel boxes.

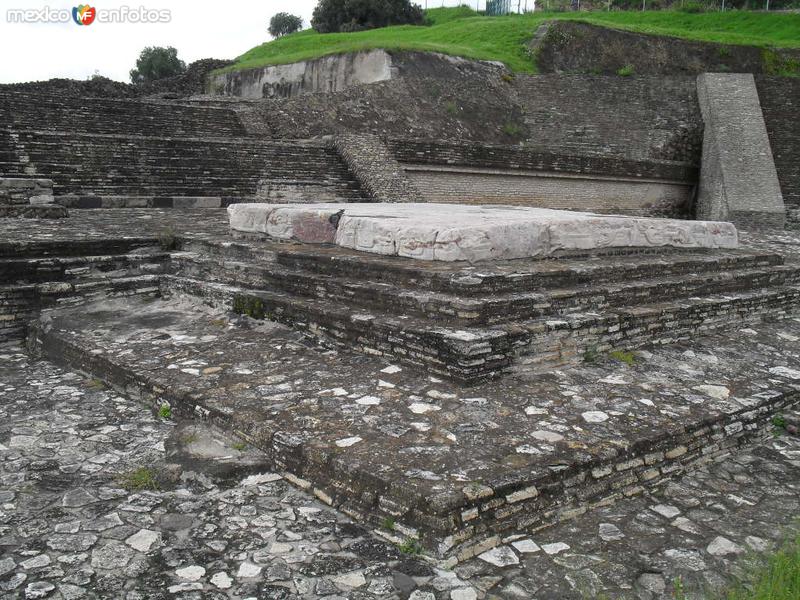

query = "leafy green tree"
[129,46,186,85]
[269,12,303,38]
[311,0,424,34]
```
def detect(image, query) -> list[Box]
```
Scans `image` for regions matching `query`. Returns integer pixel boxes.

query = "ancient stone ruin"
[1,31,800,600]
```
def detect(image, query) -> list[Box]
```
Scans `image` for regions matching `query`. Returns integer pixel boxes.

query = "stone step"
[25,294,800,560]
[185,238,784,295]
[0,92,247,137]
[171,251,800,326]
[0,274,160,343]
[162,274,800,383]
[0,131,368,203]
[0,251,170,284]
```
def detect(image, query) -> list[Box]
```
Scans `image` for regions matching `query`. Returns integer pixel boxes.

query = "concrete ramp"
[696,73,785,229]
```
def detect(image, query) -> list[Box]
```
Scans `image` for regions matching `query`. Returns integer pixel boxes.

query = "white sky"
[0,0,478,84]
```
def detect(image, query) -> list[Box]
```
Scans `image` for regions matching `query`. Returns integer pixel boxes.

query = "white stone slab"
[227,203,738,262]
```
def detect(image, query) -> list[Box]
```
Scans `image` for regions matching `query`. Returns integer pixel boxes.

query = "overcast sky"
[0,0,474,84]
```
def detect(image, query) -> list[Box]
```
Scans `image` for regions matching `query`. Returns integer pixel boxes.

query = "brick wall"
[514,75,703,164]
[756,77,800,225]
[389,139,697,217]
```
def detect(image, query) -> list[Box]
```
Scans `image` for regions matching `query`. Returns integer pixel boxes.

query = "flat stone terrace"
[2,342,799,599]
[28,292,800,561]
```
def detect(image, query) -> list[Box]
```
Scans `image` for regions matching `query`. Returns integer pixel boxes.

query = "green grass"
[718,533,800,600]
[218,8,800,76]
[119,467,160,491]
[158,403,172,420]
[609,349,636,365]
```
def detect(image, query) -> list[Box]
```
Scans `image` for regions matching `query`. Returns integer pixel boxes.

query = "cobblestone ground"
[1,342,799,600]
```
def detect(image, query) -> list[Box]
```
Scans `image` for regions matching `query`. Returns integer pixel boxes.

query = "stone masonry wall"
[0,177,67,218]
[389,139,696,217]
[330,134,420,203]
[696,73,785,229]
[513,74,703,164]
[0,177,53,205]
[756,76,800,226]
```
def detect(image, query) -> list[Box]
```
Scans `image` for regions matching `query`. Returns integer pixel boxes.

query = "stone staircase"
[162,237,800,383]
[0,238,168,342]
[0,90,247,138]
[0,131,368,206]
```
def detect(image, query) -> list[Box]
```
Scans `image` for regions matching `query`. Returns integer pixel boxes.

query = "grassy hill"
[219,8,800,75]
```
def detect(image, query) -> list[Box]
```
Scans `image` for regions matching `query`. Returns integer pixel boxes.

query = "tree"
[129,47,186,85]
[311,0,425,34]
[269,12,303,38]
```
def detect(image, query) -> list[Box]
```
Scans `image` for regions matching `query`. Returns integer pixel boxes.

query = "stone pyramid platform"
[11,208,800,563]
[27,295,800,563]
[154,204,800,383]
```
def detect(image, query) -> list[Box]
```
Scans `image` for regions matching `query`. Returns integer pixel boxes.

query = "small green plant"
[232,440,247,451]
[718,532,800,600]
[773,415,787,429]
[500,72,514,83]
[672,575,687,600]
[717,45,731,58]
[181,433,198,445]
[232,295,266,320]
[444,100,458,116]
[398,537,423,555]
[583,346,600,364]
[119,467,160,491]
[158,403,172,419]
[86,377,106,390]
[763,49,800,77]
[381,517,396,531]
[502,122,521,136]
[609,349,636,366]
[157,227,178,251]
[616,64,634,77]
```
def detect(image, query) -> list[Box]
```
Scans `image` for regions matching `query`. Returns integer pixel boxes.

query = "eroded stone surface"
[227,203,739,262]
[0,340,799,598]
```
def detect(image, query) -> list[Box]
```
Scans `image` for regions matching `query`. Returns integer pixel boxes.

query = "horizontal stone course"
[1,130,368,204]
[0,90,247,138]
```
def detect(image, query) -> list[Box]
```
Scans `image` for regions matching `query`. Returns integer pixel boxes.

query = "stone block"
[696,73,785,229]
[228,203,738,262]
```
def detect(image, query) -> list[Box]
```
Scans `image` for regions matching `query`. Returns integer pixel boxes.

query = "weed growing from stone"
[610,349,636,366]
[86,377,106,390]
[583,346,600,363]
[381,517,396,531]
[617,64,634,77]
[718,533,800,600]
[502,122,521,136]
[157,227,178,251]
[398,537,423,555]
[119,467,160,491]
[181,433,198,445]
[232,440,247,451]
[158,403,172,420]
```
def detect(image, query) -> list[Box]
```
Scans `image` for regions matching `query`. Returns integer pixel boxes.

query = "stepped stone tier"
[2,208,799,565]
[228,202,738,262]
[0,177,67,218]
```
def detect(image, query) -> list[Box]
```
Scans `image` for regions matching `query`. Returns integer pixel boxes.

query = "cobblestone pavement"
[1,342,799,599]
